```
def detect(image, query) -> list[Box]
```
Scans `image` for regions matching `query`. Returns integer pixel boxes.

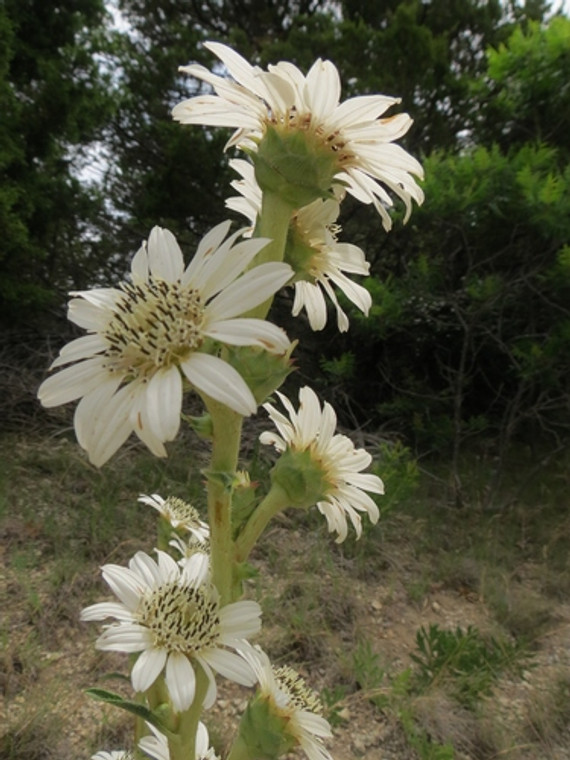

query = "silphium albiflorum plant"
[38,41,423,760]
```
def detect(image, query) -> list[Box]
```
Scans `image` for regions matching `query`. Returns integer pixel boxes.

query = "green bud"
[253,126,338,208]
[238,695,296,759]
[225,342,297,405]
[270,447,329,509]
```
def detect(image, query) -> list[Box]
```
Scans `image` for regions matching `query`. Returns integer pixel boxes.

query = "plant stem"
[204,396,243,606]
[166,665,209,760]
[247,190,295,319]
[235,483,290,563]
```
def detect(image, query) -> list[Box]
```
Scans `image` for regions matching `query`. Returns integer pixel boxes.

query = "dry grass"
[1,427,570,760]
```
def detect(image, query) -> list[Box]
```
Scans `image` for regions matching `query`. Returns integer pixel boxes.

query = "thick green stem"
[166,665,209,760]
[247,191,295,320]
[235,483,291,564]
[204,396,243,605]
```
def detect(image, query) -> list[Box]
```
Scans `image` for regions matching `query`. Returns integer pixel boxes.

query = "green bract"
[253,127,339,208]
[239,695,297,759]
[269,448,330,509]
[225,342,297,405]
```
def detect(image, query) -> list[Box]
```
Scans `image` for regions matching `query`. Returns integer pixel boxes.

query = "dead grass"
[1,429,570,760]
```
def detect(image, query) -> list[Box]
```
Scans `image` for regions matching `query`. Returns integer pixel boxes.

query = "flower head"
[173,42,424,230]
[38,223,292,466]
[92,753,132,760]
[138,493,209,542]
[227,159,371,332]
[81,550,260,712]
[239,646,333,760]
[260,386,383,542]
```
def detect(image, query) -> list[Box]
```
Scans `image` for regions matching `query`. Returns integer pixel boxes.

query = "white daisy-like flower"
[92,753,132,760]
[260,386,383,542]
[38,222,293,466]
[173,42,424,230]
[80,550,260,712]
[138,493,209,542]
[139,721,219,760]
[226,159,371,332]
[240,645,333,760]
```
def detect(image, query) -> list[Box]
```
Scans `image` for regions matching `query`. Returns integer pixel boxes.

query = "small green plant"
[410,623,528,707]
[352,640,388,709]
[320,684,349,727]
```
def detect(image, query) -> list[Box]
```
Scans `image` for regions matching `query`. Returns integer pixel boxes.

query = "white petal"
[96,623,153,653]
[101,563,145,609]
[80,601,134,622]
[207,262,292,320]
[147,227,184,282]
[128,551,161,588]
[201,648,257,686]
[38,358,111,407]
[50,334,107,368]
[181,353,256,416]
[132,648,167,693]
[204,318,290,353]
[145,367,182,441]
[165,652,196,712]
[130,242,149,283]
[219,600,262,640]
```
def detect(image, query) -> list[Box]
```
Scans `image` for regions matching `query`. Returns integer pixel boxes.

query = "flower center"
[274,665,323,715]
[269,107,353,165]
[138,581,220,653]
[163,497,203,529]
[103,278,204,379]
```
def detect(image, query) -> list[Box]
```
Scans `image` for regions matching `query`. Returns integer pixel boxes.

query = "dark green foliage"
[318,14,570,468]
[2,0,568,467]
[0,0,117,327]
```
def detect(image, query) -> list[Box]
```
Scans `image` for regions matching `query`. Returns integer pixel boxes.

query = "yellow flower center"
[103,278,204,379]
[274,665,323,715]
[138,581,220,654]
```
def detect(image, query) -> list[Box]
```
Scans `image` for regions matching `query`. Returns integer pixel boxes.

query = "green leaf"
[85,688,172,735]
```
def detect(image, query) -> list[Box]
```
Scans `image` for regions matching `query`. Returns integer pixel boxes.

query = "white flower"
[173,42,424,230]
[240,645,333,760]
[38,222,292,466]
[260,386,383,542]
[226,159,371,332]
[91,753,132,760]
[138,493,209,542]
[81,550,260,712]
[139,721,219,760]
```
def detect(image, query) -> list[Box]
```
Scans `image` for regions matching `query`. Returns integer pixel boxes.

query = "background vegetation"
[2,0,569,482]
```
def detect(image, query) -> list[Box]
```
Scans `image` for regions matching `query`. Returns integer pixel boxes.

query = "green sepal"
[284,227,319,283]
[270,448,329,508]
[203,469,236,492]
[253,126,338,208]
[225,341,297,405]
[85,688,174,737]
[238,695,296,759]
[183,413,213,439]
[231,478,259,534]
